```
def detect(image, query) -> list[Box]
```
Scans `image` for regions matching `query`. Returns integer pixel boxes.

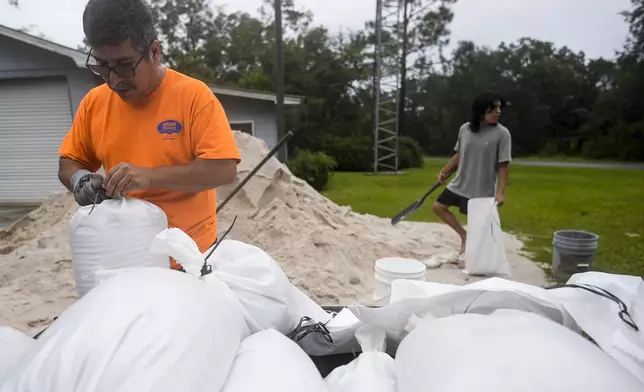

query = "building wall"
[217,94,278,149]
[0,34,98,113]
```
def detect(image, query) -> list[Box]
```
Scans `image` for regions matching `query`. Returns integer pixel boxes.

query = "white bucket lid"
[375,257,426,279]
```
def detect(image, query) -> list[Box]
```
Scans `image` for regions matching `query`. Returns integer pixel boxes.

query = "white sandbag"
[221,329,329,392]
[325,325,396,392]
[465,197,511,276]
[151,228,331,334]
[389,280,459,303]
[0,327,35,380]
[0,268,248,392]
[351,279,576,344]
[390,278,577,327]
[396,310,643,392]
[548,272,644,384]
[70,197,170,298]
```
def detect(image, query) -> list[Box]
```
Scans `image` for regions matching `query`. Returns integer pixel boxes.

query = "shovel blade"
[391,201,422,225]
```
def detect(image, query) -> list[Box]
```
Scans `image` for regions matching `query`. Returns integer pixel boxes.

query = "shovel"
[390,167,456,225]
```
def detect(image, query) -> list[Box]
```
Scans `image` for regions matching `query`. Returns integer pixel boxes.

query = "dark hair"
[469,92,506,132]
[83,0,157,54]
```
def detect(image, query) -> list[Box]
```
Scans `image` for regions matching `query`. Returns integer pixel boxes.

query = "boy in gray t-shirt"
[433,93,512,262]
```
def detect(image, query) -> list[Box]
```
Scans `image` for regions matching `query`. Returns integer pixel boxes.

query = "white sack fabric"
[151,228,331,334]
[390,278,577,327]
[0,268,248,392]
[221,329,329,392]
[0,327,35,380]
[396,310,643,392]
[70,197,169,298]
[325,325,397,392]
[465,197,511,276]
[351,278,576,344]
[548,272,644,385]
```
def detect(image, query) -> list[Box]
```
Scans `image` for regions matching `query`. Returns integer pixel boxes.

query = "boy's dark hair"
[83,0,157,54]
[469,92,506,132]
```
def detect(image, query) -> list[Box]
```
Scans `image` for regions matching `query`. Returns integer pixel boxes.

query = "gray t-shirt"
[447,122,512,199]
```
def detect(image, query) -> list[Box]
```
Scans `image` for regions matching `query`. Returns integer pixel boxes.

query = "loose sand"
[0,132,546,335]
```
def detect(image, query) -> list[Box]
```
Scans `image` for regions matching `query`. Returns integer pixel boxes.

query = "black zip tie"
[201,215,238,276]
[33,316,58,340]
[547,283,639,332]
[463,290,488,313]
[287,316,334,344]
[88,191,100,215]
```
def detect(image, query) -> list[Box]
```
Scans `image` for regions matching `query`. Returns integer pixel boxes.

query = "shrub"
[287,150,337,191]
[321,136,372,172]
[398,136,425,169]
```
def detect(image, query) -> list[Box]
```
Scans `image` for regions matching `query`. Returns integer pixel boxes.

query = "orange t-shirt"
[59,68,240,257]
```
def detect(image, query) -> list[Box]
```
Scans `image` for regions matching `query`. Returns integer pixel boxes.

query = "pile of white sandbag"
[1,199,642,392]
[0,265,333,392]
[0,199,335,391]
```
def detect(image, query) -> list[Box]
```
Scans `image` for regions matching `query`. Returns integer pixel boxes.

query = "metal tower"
[373,0,404,174]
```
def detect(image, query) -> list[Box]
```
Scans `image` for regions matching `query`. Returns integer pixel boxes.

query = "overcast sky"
[0,0,633,60]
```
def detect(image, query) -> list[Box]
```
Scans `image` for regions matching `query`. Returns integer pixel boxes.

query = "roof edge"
[210,85,304,105]
[0,24,87,68]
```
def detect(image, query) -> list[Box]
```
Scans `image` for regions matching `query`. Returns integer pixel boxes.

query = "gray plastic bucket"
[552,230,599,280]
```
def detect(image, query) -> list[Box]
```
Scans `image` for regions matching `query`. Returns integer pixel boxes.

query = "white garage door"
[0,78,73,204]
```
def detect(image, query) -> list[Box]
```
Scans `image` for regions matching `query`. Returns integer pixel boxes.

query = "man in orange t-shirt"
[58,0,240,267]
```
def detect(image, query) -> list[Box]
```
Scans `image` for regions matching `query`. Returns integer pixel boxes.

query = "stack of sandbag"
[0,327,35,380]
[150,228,332,334]
[221,329,329,392]
[395,310,643,392]
[0,268,249,392]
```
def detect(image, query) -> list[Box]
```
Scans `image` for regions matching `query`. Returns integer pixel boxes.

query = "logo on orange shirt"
[157,120,183,135]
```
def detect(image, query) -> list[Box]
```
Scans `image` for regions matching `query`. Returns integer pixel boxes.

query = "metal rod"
[275,0,287,163]
[217,131,294,213]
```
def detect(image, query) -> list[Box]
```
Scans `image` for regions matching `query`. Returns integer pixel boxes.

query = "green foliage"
[321,136,373,172]
[286,150,337,191]
[141,0,644,163]
[398,136,425,169]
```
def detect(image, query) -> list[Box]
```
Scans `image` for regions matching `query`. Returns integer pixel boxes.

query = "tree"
[78,0,642,163]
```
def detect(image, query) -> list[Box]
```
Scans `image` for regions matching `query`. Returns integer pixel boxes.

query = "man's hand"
[437,171,447,184]
[495,192,505,207]
[104,163,153,197]
[72,172,110,206]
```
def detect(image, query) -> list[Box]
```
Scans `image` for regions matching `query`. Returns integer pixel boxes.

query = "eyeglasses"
[85,49,145,79]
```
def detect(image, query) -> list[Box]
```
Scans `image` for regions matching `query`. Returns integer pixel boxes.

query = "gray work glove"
[71,170,110,207]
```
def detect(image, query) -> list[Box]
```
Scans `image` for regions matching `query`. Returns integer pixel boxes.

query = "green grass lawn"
[322,161,644,276]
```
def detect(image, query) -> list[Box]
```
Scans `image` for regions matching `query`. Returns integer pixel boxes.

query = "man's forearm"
[58,157,90,192]
[148,158,237,193]
[497,162,510,195]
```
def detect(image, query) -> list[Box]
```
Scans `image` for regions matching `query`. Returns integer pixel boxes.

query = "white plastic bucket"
[373,257,426,303]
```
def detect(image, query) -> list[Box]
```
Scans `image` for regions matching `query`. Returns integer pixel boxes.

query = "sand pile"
[0,132,545,334]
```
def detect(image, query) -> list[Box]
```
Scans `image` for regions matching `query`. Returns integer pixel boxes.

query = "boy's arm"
[496,130,512,205]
